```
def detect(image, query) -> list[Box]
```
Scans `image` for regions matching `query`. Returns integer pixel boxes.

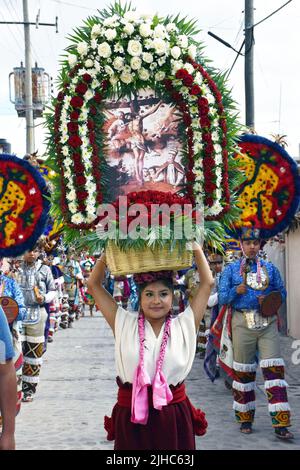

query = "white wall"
[286,228,300,339]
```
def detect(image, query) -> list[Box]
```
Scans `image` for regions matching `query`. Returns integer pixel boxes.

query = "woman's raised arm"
[87,254,118,333]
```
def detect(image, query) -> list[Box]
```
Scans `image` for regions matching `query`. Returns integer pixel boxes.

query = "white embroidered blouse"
[115,305,196,385]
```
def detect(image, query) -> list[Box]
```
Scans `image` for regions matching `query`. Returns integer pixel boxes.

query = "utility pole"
[244,0,255,128]
[1,3,57,156]
[23,0,34,155]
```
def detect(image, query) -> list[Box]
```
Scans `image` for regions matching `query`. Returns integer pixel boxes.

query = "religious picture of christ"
[103,88,186,201]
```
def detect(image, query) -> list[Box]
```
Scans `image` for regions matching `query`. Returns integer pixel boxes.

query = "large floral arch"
[46,3,243,249]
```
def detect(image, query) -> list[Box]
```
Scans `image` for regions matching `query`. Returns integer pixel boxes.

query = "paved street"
[15,310,300,450]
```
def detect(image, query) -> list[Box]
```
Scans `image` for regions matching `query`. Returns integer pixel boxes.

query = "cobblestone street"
[15,310,300,450]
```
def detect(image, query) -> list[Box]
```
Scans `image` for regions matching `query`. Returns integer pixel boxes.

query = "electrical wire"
[48,0,98,11]
[253,0,293,28]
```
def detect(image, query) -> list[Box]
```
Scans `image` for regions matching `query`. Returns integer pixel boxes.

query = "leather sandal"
[275,427,294,440]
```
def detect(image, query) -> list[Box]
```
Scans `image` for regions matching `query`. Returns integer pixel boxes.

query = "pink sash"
[131,313,173,425]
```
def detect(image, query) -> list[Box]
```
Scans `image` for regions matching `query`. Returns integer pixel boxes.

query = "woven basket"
[106,242,193,275]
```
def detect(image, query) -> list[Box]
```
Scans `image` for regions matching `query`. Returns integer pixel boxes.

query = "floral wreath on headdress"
[133,270,174,286]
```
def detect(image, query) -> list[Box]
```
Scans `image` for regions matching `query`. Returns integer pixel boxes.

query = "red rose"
[68,135,82,148]
[75,83,88,95]
[204,181,217,193]
[70,110,80,120]
[175,69,189,80]
[87,119,95,130]
[76,175,86,186]
[198,97,209,108]
[164,79,173,91]
[94,92,102,104]
[70,96,84,108]
[171,91,182,102]
[82,73,92,83]
[67,122,79,133]
[204,157,215,169]
[200,116,211,128]
[77,190,89,201]
[183,75,194,87]
[190,85,201,96]
[199,106,209,117]
[72,153,81,164]
[202,133,212,144]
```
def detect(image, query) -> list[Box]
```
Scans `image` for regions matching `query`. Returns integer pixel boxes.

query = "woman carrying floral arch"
[87,242,213,450]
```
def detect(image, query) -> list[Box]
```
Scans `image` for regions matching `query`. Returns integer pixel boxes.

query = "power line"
[49,0,98,10]
[252,0,293,28]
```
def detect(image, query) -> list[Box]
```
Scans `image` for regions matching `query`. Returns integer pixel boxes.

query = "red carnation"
[94,92,102,104]
[70,110,80,120]
[204,143,214,155]
[90,106,97,116]
[183,75,194,87]
[73,153,81,163]
[190,85,201,96]
[67,122,79,133]
[199,106,209,117]
[183,114,192,126]
[68,135,82,148]
[175,69,189,80]
[82,73,92,83]
[57,91,64,102]
[78,202,86,212]
[75,83,88,95]
[171,91,182,102]
[202,133,212,144]
[204,157,215,169]
[204,181,217,193]
[206,196,214,206]
[70,96,84,108]
[76,175,87,186]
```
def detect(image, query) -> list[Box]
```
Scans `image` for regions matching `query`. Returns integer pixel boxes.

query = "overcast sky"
[0,0,299,158]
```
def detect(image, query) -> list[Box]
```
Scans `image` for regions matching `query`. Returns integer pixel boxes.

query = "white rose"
[153,38,167,55]
[77,42,88,56]
[130,56,142,70]
[127,40,142,56]
[139,23,152,38]
[104,28,117,41]
[188,44,197,59]
[91,24,101,37]
[123,23,135,35]
[67,54,77,67]
[171,46,181,60]
[84,59,94,68]
[113,56,125,71]
[97,42,112,58]
[142,52,153,64]
[166,23,177,33]
[124,11,139,22]
[138,68,150,81]
[178,35,188,48]
[154,24,166,38]
[155,71,165,81]
[120,71,133,84]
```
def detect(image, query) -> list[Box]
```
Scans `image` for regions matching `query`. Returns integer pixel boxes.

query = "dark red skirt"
[105,378,207,450]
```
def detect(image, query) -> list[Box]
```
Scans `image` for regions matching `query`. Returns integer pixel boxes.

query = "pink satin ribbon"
[131,313,173,425]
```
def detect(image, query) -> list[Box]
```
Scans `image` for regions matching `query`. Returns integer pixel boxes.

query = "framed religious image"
[103,88,186,199]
